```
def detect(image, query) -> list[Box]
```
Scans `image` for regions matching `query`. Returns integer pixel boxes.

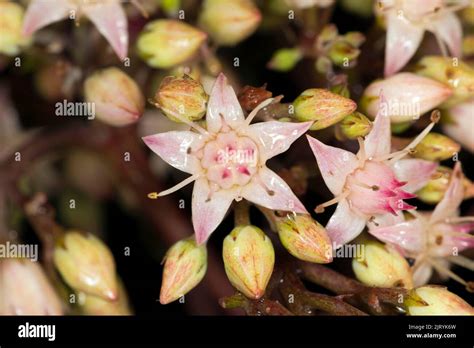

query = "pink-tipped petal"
[430,162,464,223]
[241,167,307,214]
[206,73,245,133]
[364,94,391,159]
[369,219,425,253]
[306,135,358,196]
[384,12,424,76]
[443,100,474,153]
[192,179,236,244]
[22,0,71,35]
[431,12,462,57]
[247,121,312,161]
[142,131,203,174]
[391,158,437,193]
[83,1,129,61]
[326,199,366,247]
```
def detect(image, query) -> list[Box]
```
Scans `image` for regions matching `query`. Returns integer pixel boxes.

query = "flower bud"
[223,225,275,299]
[285,0,334,9]
[352,239,413,289]
[405,286,474,315]
[137,19,207,68]
[35,59,73,102]
[340,112,372,139]
[199,0,261,46]
[416,166,473,204]
[154,75,208,123]
[462,6,474,26]
[267,48,303,72]
[413,133,460,161]
[80,280,132,315]
[276,214,332,263]
[414,56,474,107]
[160,237,207,304]
[84,67,144,127]
[463,35,474,56]
[328,40,360,67]
[293,89,357,130]
[361,72,452,122]
[53,231,118,301]
[0,258,63,315]
[0,1,30,56]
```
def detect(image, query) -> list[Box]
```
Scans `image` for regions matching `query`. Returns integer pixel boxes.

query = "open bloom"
[307,95,437,247]
[143,74,311,244]
[23,0,129,60]
[377,0,470,76]
[370,162,474,288]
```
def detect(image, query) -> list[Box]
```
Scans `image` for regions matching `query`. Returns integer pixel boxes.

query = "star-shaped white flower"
[378,0,470,76]
[23,0,128,60]
[143,73,311,244]
[307,94,438,247]
[370,162,474,287]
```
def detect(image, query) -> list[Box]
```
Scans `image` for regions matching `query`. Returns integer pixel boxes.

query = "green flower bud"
[137,19,207,69]
[340,112,372,139]
[223,225,275,299]
[343,32,366,47]
[54,231,119,301]
[405,286,474,315]
[80,279,132,315]
[413,132,460,161]
[160,238,207,304]
[267,48,303,72]
[293,89,357,130]
[154,75,208,123]
[199,0,261,46]
[415,56,474,107]
[276,214,332,263]
[352,239,413,289]
[416,166,473,204]
[328,40,360,67]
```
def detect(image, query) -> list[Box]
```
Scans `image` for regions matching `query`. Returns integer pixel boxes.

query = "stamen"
[315,191,350,213]
[432,28,449,57]
[448,255,474,272]
[149,99,209,137]
[245,98,274,125]
[389,115,438,163]
[429,258,469,287]
[376,148,414,162]
[131,0,149,18]
[356,137,366,166]
[445,216,474,224]
[148,174,200,198]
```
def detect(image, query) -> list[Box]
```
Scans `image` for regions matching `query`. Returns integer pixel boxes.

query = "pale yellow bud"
[54,231,119,301]
[0,2,30,56]
[80,279,132,315]
[222,225,275,299]
[405,286,474,315]
[160,237,207,304]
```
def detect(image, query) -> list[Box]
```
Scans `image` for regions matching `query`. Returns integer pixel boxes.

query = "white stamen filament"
[156,174,200,197]
[429,258,468,287]
[445,216,474,224]
[389,120,437,163]
[432,28,449,57]
[131,0,149,18]
[245,98,274,126]
[448,255,474,272]
[315,190,350,213]
[356,137,366,167]
[152,101,209,137]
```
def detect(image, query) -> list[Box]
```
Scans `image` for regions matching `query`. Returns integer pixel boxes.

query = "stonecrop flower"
[23,0,129,60]
[143,73,311,244]
[443,99,474,153]
[307,95,437,247]
[377,0,470,76]
[370,162,474,288]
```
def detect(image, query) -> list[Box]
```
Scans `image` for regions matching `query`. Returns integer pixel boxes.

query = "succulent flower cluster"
[0,0,472,319]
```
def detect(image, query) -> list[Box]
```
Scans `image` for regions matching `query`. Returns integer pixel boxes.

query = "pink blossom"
[143,73,311,244]
[370,162,474,287]
[378,0,469,76]
[23,0,128,60]
[443,99,474,153]
[307,95,437,247]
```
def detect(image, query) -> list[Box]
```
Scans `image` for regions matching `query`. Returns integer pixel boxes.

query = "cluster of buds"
[53,230,131,315]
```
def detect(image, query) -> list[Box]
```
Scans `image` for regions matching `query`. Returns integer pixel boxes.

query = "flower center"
[345,160,415,216]
[198,131,259,190]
